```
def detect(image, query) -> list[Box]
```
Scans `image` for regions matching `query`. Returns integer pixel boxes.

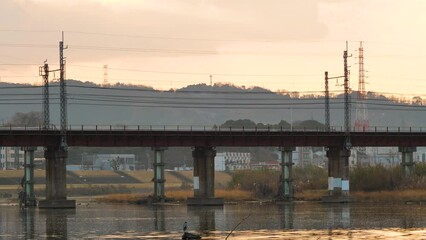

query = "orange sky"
[1,0,426,97]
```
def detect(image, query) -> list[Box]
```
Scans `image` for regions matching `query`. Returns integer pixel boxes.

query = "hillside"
[0,80,424,128]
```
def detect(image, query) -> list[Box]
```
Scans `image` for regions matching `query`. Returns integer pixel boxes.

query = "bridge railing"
[0,124,58,131]
[65,125,426,132]
[0,124,424,133]
[352,126,424,132]
[66,124,337,132]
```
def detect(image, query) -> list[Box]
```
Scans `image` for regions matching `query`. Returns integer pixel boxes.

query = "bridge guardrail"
[0,124,424,133]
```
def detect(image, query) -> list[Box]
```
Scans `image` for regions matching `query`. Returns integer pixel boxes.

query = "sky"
[1,0,426,97]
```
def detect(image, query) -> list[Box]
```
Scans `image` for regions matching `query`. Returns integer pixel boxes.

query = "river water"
[1,201,426,239]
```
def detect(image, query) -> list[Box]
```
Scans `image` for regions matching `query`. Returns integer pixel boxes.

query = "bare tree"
[7,111,42,127]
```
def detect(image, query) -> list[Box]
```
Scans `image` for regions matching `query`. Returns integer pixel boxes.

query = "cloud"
[0,0,327,59]
[0,0,329,89]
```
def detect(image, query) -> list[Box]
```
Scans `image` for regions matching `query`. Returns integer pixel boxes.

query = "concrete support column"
[399,147,416,177]
[22,147,37,207]
[39,147,75,208]
[276,147,295,201]
[323,147,351,202]
[187,147,223,206]
[152,147,167,201]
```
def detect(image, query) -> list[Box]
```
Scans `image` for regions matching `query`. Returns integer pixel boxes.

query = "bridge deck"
[0,127,425,147]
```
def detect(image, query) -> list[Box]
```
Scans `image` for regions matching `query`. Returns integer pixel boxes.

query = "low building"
[251,161,280,170]
[214,152,251,171]
[0,147,24,170]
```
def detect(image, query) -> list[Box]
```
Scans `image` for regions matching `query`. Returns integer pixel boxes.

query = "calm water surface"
[1,202,426,239]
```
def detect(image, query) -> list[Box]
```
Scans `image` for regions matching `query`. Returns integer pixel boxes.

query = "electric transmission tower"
[103,65,109,86]
[354,41,369,131]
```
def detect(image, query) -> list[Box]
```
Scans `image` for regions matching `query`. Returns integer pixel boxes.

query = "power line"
[66,30,278,42]
[68,64,321,77]
[0,43,56,48]
[0,64,41,66]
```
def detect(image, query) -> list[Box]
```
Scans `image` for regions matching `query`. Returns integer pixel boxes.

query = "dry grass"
[353,189,426,202]
[97,189,254,204]
[165,172,188,183]
[0,170,24,177]
[124,171,154,182]
[67,183,151,189]
[294,190,328,201]
[165,189,254,201]
[216,189,254,201]
[216,172,233,186]
[166,189,192,201]
[98,193,148,203]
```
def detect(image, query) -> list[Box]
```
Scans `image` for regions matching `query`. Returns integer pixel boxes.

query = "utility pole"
[343,41,352,150]
[325,71,330,131]
[343,42,350,134]
[210,75,213,86]
[325,72,345,131]
[39,61,49,130]
[59,31,68,149]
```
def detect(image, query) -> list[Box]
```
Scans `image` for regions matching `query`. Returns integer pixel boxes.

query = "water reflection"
[2,202,426,239]
[401,214,415,229]
[277,203,294,229]
[153,206,165,231]
[326,203,350,229]
[42,209,75,239]
[187,206,222,232]
[21,208,35,239]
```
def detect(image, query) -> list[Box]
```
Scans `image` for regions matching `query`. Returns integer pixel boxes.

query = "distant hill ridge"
[0,80,422,128]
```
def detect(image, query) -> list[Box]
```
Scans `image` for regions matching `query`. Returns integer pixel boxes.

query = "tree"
[293,120,325,130]
[220,119,257,129]
[109,157,123,171]
[412,96,423,105]
[7,111,42,127]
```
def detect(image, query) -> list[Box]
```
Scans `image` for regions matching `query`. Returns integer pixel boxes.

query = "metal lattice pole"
[40,62,50,130]
[325,71,330,131]
[59,32,67,149]
[343,42,352,150]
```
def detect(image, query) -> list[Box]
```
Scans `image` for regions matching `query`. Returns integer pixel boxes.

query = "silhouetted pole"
[325,71,330,131]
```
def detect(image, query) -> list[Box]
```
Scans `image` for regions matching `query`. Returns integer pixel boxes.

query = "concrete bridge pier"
[22,147,37,207]
[38,147,75,208]
[399,147,416,176]
[323,147,351,203]
[187,147,223,206]
[276,147,295,202]
[152,147,167,201]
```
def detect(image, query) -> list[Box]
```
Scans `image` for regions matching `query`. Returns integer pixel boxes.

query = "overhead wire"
[68,64,321,77]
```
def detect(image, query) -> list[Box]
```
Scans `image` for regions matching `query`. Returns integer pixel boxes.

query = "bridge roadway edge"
[0,130,425,147]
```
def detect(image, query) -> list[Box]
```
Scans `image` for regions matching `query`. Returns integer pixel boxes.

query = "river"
[1,202,426,239]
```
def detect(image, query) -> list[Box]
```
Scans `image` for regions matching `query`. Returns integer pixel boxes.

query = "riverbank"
[96,189,426,204]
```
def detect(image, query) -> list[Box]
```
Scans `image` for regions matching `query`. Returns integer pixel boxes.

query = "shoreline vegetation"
[2,164,426,204]
[98,164,426,204]
[97,189,426,204]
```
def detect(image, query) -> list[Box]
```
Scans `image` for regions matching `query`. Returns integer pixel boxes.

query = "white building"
[365,147,400,166]
[0,147,24,170]
[214,152,251,171]
[415,147,426,163]
[81,153,136,171]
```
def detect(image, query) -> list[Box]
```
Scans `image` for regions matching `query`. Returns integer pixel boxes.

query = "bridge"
[3,125,425,207]
[2,125,426,147]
